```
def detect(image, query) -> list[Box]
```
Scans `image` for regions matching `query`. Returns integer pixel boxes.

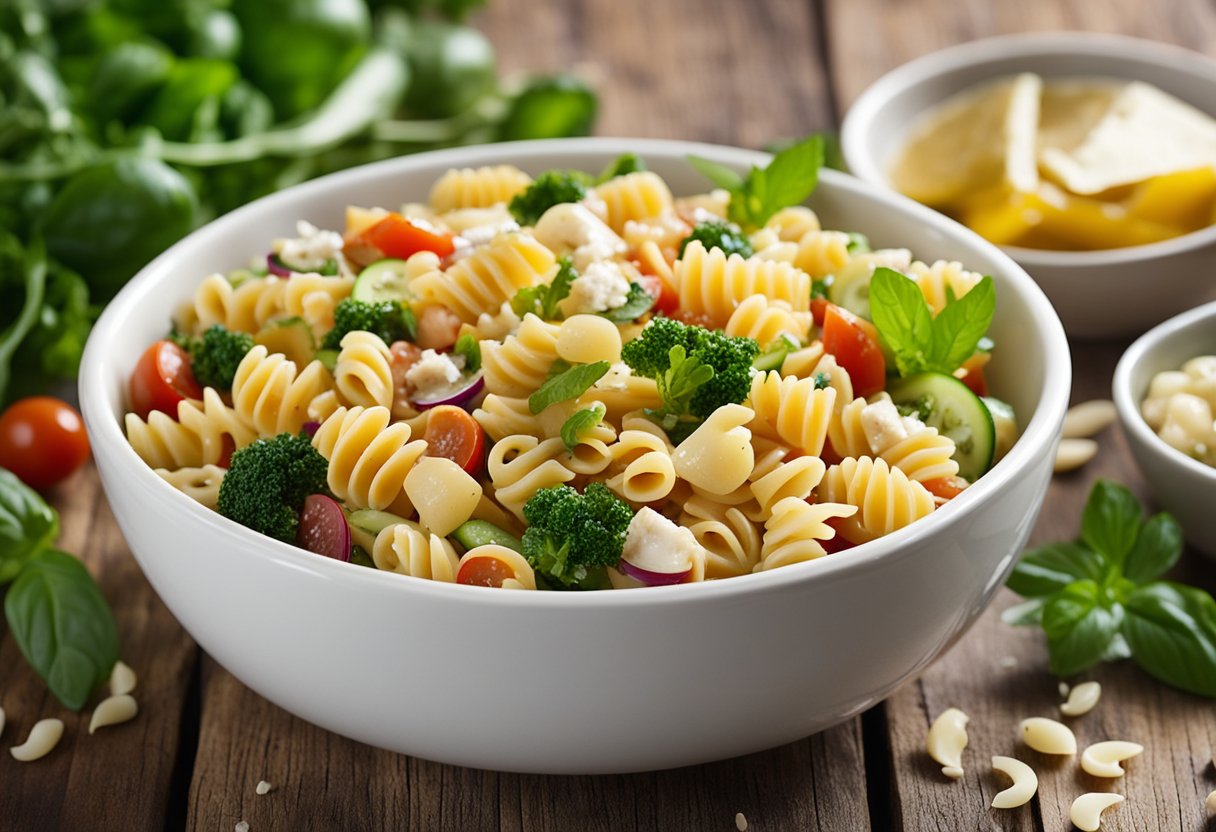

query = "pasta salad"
[124,140,1019,590]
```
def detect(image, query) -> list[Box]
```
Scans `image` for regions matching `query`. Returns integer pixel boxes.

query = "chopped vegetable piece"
[129,341,203,419]
[321,298,416,350]
[362,213,455,259]
[217,433,330,543]
[521,483,632,590]
[821,304,886,399]
[423,405,486,476]
[509,170,590,225]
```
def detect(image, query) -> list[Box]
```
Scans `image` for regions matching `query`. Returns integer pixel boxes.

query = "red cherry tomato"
[0,397,91,491]
[811,296,830,327]
[922,476,968,501]
[955,352,990,397]
[423,405,486,477]
[457,553,517,587]
[634,272,679,316]
[362,213,455,259]
[129,340,202,419]
[821,303,886,398]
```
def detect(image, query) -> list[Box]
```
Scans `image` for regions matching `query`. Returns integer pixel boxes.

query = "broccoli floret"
[678,220,754,258]
[217,433,330,543]
[172,324,254,390]
[321,298,416,350]
[509,170,590,225]
[620,316,759,422]
[521,483,633,590]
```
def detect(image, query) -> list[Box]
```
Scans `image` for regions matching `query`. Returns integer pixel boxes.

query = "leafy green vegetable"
[0,468,60,584]
[1006,478,1216,697]
[511,256,577,319]
[508,170,590,225]
[870,267,995,377]
[599,283,655,323]
[560,403,607,451]
[688,134,824,229]
[322,297,416,350]
[453,332,481,373]
[678,220,754,258]
[217,433,331,543]
[528,361,610,414]
[5,548,119,711]
[597,153,645,183]
[521,483,631,590]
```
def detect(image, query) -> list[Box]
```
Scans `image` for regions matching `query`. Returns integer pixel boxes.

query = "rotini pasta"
[311,405,427,515]
[482,314,562,397]
[747,371,835,457]
[908,259,984,314]
[819,456,936,544]
[723,294,809,347]
[176,272,355,336]
[126,388,256,469]
[756,497,858,571]
[333,331,395,409]
[675,240,811,327]
[487,434,576,519]
[155,465,226,510]
[231,346,334,436]
[593,171,675,233]
[428,165,533,213]
[411,232,555,324]
[794,229,852,277]
[372,520,460,581]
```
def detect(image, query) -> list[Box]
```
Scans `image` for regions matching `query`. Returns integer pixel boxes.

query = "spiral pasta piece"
[311,406,427,515]
[372,521,459,581]
[487,434,575,519]
[723,294,809,347]
[749,455,827,520]
[593,171,675,233]
[411,233,555,324]
[828,396,872,460]
[675,240,811,327]
[793,230,852,277]
[126,388,256,469]
[606,449,676,504]
[819,456,935,544]
[747,371,836,457]
[428,165,533,213]
[481,314,562,397]
[765,206,821,242]
[154,465,226,510]
[756,497,858,571]
[231,346,335,436]
[908,260,984,315]
[680,496,762,578]
[334,331,395,409]
[879,427,960,483]
[177,273,355,335]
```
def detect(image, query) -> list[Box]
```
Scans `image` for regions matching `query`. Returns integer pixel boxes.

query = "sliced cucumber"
[254,316,316,368]
[751,334,797,373]
[348,509,408,536]
[452,519,523,553]
[888,372,995,481]
[353,258,414,303]
[982,396,1018,464]
[315,348,339,372]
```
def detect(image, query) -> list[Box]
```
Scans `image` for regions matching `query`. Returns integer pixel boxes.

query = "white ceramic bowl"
[1114,300,1216,557]
[841,32,1216,339]
[79,138,1070,773]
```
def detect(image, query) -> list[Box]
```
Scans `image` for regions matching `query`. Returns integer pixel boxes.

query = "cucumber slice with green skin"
[888,372,996,481]
[452,519,523,553]
[982,396,1018,464]
[347,509,409,537]
[829,271,872,320]
[254,316,316,367]
[751,334,797,373]
[353,258,414,303]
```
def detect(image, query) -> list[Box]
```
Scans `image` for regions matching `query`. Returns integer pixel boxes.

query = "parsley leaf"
[453,332,481,373]
[529,361,610,414]
[688,135,825,229]
[511,257,578,320]
[599,282,655,322]
[560,403,607,451]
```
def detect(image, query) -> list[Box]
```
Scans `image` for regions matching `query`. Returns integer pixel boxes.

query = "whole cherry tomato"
[0,397,91,491]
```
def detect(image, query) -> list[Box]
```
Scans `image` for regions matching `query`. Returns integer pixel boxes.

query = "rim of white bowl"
[1113,299,1216,482]
[79,137,1071,609]
[841,31,1216,266]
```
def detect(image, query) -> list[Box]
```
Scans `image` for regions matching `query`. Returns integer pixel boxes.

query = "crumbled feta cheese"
[868,248,914,272]
[474,301,521,341]
[595,362,634,391]
[405,349,465,398]
[621,507,705,573]
[861,399,909,454]
[533,202,626,270]
[459,219,520,248]
[564,261,631,314]
[275,220,346,272]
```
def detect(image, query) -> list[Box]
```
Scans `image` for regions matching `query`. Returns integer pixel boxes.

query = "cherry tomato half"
[129,340,202,419]
[635,272,679,317]
[922,476,968,502]
[423,405,486,477]
[821,303,886,399]
[456,544,536,589]
[0,397,91,491]
[363,213,456,260]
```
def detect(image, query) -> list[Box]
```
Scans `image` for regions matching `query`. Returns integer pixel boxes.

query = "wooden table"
[5,1,1216,829]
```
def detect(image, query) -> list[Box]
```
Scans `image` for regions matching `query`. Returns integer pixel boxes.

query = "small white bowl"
[1114,300,1216,557]
[79,138,1069,773]
[841,32,1216,339]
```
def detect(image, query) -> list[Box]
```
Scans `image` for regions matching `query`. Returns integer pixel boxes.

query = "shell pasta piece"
[819,457,936,544]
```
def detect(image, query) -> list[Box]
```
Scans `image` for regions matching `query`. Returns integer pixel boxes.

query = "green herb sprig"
[869,267,995,377]
[688,135,824,229]
[511,257,578,320]
[560,403,607,451]
[1006,479,1216,697]
[529,360,610,414]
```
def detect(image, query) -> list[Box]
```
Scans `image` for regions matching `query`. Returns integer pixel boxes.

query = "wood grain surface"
[4,1,1215,830]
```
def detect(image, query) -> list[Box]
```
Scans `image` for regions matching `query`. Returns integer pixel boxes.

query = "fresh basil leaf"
[1006,541,1107,598]
[0,467,59,584]
[5,549,119,710]
[600,283,655,322]
[869,267,934,376]
[1081,479,1143,568]
[930,275,995,372]
[1041,580,1122,676]
[529,361,610,414]
[453,332,481,373]
[560,403,607,451]
[686,155,744,192]
[746,135,824,227]
[1123,511,1183,585]
[1123,582,1216,698]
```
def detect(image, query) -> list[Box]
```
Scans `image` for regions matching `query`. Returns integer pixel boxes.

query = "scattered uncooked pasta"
[235,822,250,832]
[123,156,1019,591]
[88,694,139,735]
[990,755,1038,809]
[109,660,138,697]
[1080,741,1143,778]
[1060,681,1101,717]
[10,718,64,762]
[1062,400,1117,439]
[1069,792,1124,831]
[1058,681,1070,698]
[734,812,748,831]
[1206,789,1216,813]
[926,707,970,779]
[256,780,273,796]
[1054,438,1098,473]
[1019,717,1077,755]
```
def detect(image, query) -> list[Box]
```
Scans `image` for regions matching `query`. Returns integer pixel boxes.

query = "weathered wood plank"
[0,464,196,831]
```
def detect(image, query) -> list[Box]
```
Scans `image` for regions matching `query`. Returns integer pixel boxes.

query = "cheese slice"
[889,73,1041,207]
[1040,82,1216,194]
